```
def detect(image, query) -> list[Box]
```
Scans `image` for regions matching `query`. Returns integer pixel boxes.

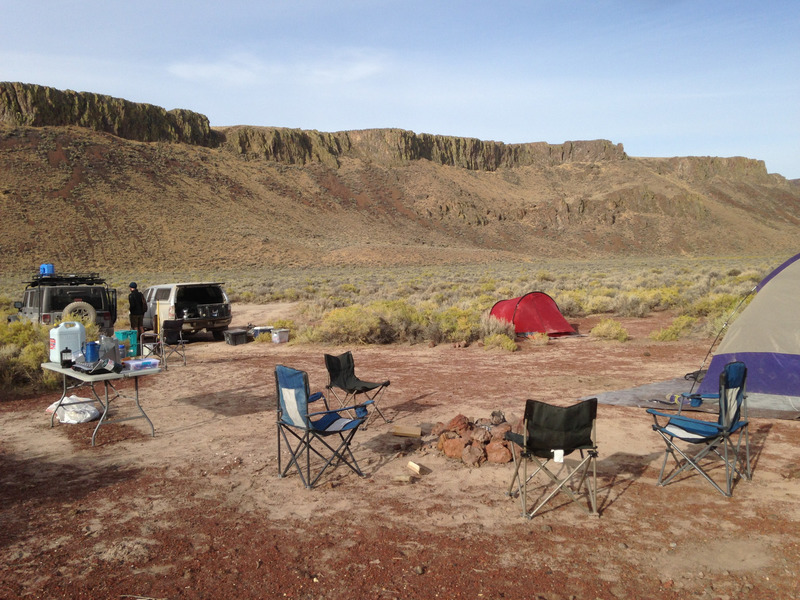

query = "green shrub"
[426,305,482,345]
[0,318,57,393]
[585,295,614,314]
[650,315,697,341]
[685,293,741,318]
[480,313,515,339]
[590,318,629,342]
[482,333,518,352]
[315,306,383,344]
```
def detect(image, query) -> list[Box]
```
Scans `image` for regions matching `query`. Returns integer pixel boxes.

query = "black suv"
[10,271,118,335]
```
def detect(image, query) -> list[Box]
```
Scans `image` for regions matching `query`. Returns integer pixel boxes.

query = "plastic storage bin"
[114,329,138,357]
[271,328,289,343]
[224,329,248,345]
[252,326,272,339]
[123,358,160,371]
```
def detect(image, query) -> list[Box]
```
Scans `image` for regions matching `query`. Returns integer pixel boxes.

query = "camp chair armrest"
[307,400,373,419]
[650,411,726,435]
[309,391,325,403]
[646,408,674,420]
[668,414,724,431]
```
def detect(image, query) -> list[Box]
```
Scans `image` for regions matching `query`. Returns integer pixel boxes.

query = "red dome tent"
[490,292,576,337]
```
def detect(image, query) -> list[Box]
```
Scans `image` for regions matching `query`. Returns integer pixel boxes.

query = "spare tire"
[62,301,97,323]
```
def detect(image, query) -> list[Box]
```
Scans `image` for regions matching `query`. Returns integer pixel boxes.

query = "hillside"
[1,82,799,274]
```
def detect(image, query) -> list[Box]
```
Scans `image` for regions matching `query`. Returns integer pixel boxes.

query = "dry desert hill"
[1,81,799,275]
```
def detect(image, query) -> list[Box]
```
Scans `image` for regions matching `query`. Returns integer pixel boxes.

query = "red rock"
[445,414,472,435]
[486,440,512,464]
[442,436,468,459]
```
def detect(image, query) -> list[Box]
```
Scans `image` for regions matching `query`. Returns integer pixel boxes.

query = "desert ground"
[1,303,799,600]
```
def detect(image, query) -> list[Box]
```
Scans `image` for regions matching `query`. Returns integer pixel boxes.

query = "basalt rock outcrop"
[0,82,220,146]
[1,82,799,273]
[220,125,626,171]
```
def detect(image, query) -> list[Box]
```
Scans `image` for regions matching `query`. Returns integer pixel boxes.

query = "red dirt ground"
[1,307,799,599]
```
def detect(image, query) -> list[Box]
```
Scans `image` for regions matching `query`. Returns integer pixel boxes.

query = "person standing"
[128,282,146,352]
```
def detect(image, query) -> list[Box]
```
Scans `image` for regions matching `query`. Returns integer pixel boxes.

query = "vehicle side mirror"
[13,301,22,310]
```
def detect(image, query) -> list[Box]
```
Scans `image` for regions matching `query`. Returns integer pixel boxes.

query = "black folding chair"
[324,351,390,427]
[141,319,186,370]
[505,398,599,518]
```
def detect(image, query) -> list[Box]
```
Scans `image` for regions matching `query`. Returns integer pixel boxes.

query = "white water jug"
[50,321,86,363]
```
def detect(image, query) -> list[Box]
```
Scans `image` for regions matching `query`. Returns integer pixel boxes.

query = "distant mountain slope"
[1,82,798,273]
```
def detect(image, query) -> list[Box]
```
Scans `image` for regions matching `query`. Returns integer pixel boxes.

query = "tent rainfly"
[490,292,576,337]
[697,253,800,414]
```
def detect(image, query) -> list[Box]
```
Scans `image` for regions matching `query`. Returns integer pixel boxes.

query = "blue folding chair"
[275,364,372,488]
[647,361,751,496]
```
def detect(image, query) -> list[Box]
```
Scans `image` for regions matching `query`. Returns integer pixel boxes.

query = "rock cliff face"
[0,82,218,146]
[1,82,798,273]
[220,125,626,171]
[0,83,626,171]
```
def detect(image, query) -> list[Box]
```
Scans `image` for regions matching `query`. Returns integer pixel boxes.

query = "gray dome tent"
[697,253,800,416]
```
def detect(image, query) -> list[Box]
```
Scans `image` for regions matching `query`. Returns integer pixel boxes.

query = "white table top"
[41,362,161,381]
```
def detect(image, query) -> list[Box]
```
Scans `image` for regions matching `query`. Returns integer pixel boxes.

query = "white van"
[142,282,232,339]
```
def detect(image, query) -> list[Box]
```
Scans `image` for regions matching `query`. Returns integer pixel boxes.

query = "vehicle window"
[49,287,106,310]
[155,288,171,301]
[24,289,39,308]
[181,286,224,304]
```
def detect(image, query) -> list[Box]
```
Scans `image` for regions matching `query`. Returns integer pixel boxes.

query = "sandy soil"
[1,304,799,599]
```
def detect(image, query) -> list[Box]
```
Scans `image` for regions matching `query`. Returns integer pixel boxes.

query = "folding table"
[41,362,160,446]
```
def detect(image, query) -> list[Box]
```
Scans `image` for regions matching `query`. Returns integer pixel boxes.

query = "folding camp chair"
[324,351,390,426]
[505,398,599,518]
[647,361,751,497]
[141,319,186,370]
[275,364,373,488]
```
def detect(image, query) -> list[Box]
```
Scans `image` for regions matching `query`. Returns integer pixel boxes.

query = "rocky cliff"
[220,125,627,171]
[0,82,219,146]
[1,83,627,170]
[1,82,798,274]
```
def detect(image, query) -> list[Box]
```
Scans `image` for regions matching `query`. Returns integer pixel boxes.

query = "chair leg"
[365,387,391,427]
[655,431,734,497]
[525,454,597,518]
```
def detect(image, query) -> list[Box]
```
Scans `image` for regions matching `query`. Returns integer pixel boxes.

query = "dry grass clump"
[590,318,630,342]
[482,333,518,352]
[650,315,698,341]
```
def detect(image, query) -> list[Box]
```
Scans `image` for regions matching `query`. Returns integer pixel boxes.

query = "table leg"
[90,377,154,446]
[133,375,156,437]
[91,381,110,446]
[50,374,106,428]
[50,373,70,428]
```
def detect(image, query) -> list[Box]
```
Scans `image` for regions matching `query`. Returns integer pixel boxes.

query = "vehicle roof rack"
[25,272,107,287]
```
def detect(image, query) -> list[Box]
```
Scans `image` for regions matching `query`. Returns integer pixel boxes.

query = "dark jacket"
[129,289,146,315]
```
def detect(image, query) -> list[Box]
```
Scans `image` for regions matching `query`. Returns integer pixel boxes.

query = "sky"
[2,1,799,178]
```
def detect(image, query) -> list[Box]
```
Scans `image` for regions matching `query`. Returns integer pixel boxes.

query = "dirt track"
[1,305,799,599]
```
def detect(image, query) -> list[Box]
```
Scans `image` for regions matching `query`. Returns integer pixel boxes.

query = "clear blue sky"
[2,1,798,178]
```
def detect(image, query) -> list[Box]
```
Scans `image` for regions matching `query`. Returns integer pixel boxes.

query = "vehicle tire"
[211,329,226,341]
[62,301,97,323]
